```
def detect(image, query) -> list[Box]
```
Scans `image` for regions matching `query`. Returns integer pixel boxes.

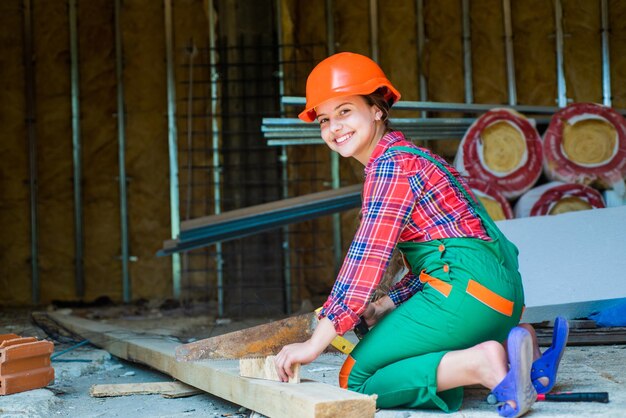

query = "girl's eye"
[318,118,328,125]
[339,108,350,115]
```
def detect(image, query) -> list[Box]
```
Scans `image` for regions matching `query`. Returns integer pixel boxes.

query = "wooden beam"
[536,326,626,347]
[46,313,375,418]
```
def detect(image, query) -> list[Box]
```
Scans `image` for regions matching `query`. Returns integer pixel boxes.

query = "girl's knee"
[476,340,506,362]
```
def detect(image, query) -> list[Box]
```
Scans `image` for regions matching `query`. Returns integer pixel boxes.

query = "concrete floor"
[1,308,624,418]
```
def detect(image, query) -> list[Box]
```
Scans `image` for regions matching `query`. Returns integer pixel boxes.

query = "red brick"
[0,334,54,395]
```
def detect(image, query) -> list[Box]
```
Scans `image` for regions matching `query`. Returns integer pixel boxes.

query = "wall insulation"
[1,0,625,310]
[0,2,29,303]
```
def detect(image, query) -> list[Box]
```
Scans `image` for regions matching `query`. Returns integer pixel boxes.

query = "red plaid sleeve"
[321,158,415,335]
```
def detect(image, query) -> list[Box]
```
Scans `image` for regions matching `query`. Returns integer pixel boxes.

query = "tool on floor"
[175,308,361,361]
[487,391,609,404]
[537,392,609,403]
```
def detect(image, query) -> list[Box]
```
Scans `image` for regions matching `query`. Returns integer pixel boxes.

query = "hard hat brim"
[298,81,401,123]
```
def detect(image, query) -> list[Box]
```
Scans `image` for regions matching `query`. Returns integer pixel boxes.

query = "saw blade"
[175,312,318,361]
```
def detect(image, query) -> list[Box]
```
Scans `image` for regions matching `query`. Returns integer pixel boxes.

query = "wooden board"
[46,313,375,418]
[239,356,300,384]
[536,326,626,347]
[90,381,201,398]
[496,206,626,323]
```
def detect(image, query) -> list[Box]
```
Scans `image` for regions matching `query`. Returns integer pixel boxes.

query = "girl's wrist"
[311,316,339,353]
[376,295,396,312]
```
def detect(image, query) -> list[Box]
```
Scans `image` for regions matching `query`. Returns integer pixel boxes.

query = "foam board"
[496,206,626,323]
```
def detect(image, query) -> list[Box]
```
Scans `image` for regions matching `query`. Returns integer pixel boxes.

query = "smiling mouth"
[335,132,353,145]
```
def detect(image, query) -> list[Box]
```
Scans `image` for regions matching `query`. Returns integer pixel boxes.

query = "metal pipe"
[207,0,224,317]
[502,0,517,105]
[164,0,182,299]
[23,0,39,305]
[278,145,292,314]
[416,0,427,114]
[554,0,567,107]
[601,0,611,106]
[325,0,343,278]
[369,0,379,61]
[276,0,293,314]
[326,0,335,55]
[114,0,131,302]
[69,0,84,298]
[462,0,473,104]
[282,96,562,114]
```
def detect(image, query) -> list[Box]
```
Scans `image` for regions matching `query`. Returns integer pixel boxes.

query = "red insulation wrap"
[466,177,514,220]
[455,109,543,200]
[530,183,605,216]
[543,102,626,188]
[515,182,605,218]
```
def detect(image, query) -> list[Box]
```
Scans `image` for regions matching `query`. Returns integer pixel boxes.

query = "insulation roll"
[465,177,514,221]
[514,181,605,218]
[543,103,626,191]
[455,108,543,200]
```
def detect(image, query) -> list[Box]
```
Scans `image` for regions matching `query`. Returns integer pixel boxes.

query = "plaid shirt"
[321,131,490,335]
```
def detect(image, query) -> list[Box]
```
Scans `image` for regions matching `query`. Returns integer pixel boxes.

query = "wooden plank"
[46,313,375,418]
[239,356,300,384]
[536,326,626,346]
[90,381,201,398]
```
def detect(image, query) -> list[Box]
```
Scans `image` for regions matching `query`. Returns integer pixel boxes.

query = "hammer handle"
[538,392,609,403]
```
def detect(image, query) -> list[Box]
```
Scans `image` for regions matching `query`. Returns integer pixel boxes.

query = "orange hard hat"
[298,52,401,123]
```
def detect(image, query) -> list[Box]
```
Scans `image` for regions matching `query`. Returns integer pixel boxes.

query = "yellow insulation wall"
[0,2,30,303]
[0,0,182,305]
[280,0,626,298]
[1,0,624,306]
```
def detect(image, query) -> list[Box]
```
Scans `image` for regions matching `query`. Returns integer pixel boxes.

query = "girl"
[275,52,568,418]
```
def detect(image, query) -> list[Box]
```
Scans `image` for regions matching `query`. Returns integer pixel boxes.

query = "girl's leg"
[437,340,526,414]
[436,340,508,392]
[341,286,517,411]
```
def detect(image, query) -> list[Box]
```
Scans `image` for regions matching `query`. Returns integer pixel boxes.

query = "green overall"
[341,146,524,412]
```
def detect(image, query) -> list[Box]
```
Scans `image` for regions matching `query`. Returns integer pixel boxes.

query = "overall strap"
[388,145,497,231]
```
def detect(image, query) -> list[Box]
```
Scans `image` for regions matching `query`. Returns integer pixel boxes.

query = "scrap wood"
[239,356,300,384]
[43,312,375,418]
[90,381,201,398]
[536,326,626,346]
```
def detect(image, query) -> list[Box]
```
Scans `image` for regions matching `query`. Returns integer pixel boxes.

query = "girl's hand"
[362,295,396,327]
[274,316,337,382]
[274,340,322,382]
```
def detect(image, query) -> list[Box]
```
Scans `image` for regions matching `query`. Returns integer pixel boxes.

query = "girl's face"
[315,95,385,165]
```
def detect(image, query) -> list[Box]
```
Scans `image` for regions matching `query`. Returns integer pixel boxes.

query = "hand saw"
[175,310,357,361]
